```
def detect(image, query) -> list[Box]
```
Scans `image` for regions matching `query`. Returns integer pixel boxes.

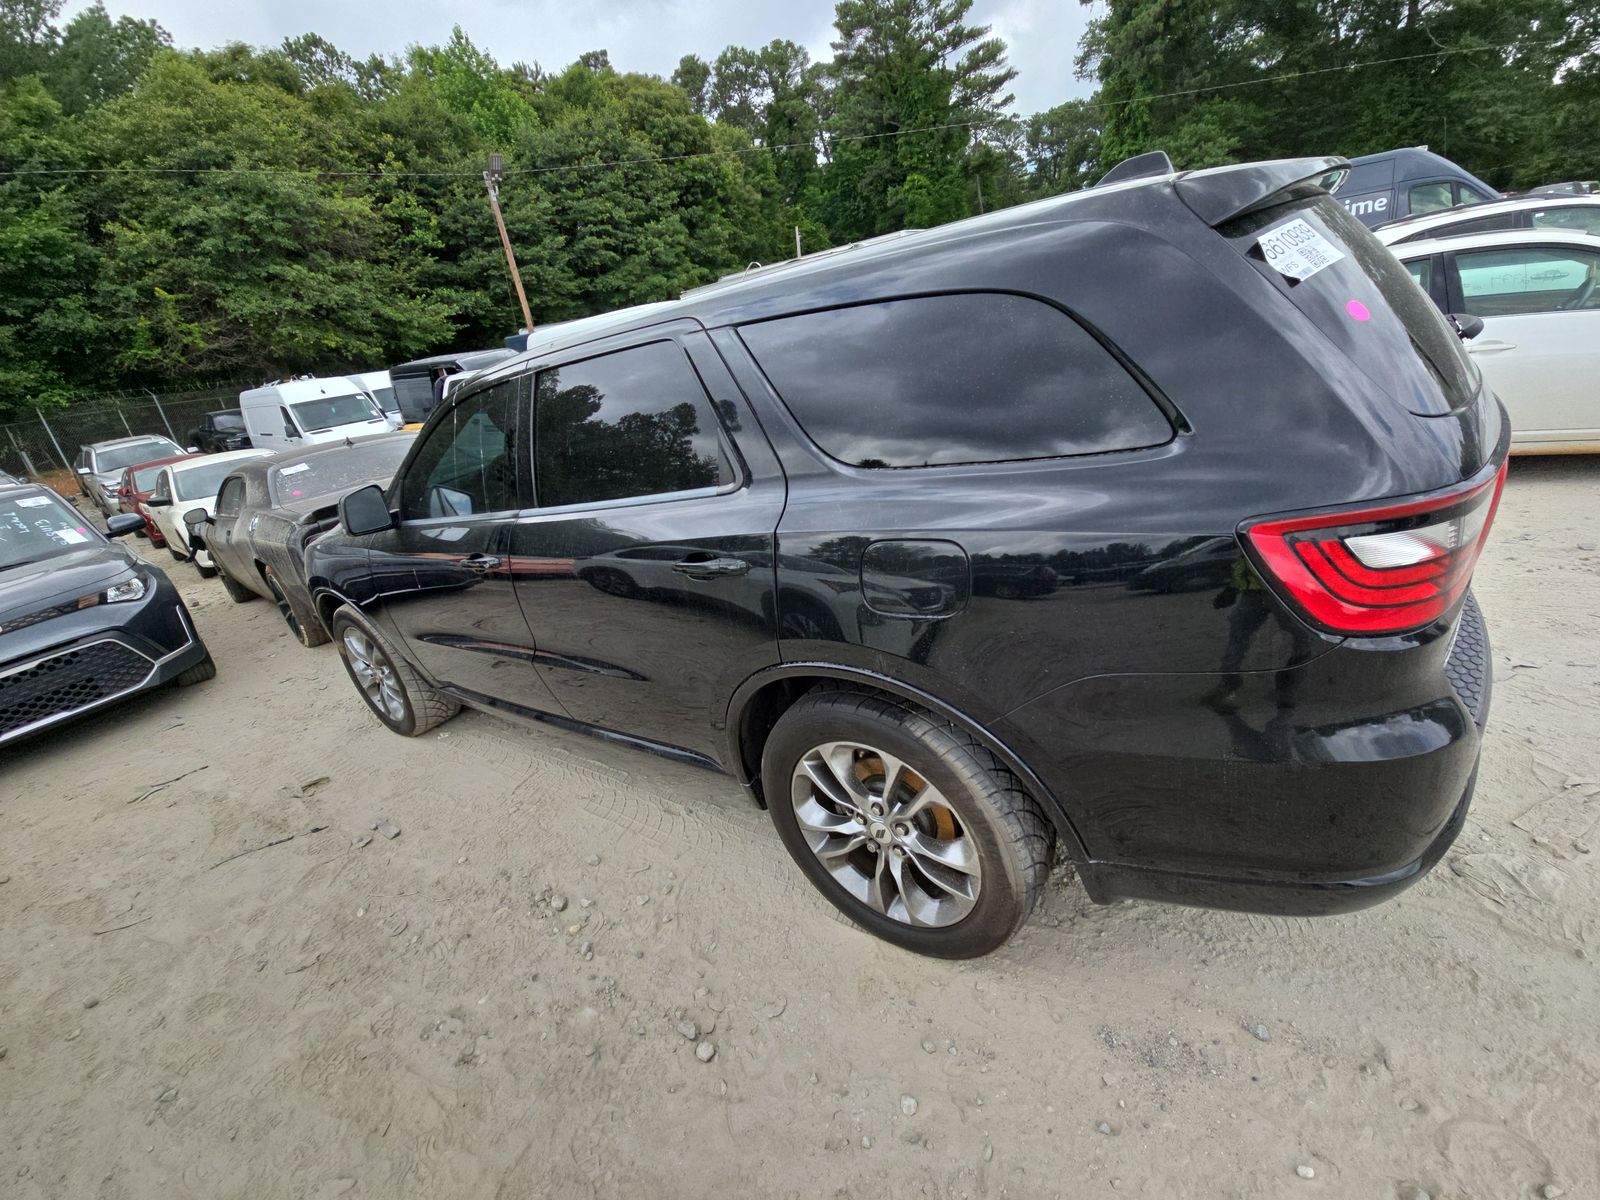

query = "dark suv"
[307,155,1507,958]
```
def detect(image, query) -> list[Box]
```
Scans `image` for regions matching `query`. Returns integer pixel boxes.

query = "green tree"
[45,2,167,114]
[821,0,1016,239]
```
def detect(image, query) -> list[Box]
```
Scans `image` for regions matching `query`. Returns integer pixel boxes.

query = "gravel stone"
[83,997,99,1010]
[921,1038,937,1054]
[676,1020,699,1041]
[899,1094,918,1116]
[1247,1023,1271,1042]
[373,820,401,840]
[550,895,568,912]
[1296,1165,1315,1180]
[695,1040,716,1063]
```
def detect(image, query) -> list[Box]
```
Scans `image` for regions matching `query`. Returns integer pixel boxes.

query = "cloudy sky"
[67,0,1098,117]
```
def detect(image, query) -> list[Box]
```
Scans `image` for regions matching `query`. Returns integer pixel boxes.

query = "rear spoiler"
[1173,156,1350,226]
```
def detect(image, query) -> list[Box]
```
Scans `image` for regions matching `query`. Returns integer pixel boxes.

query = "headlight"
[102,575,148,604]
[99,480,119,494]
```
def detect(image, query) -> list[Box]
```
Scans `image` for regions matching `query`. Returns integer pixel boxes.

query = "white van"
[352,369,399,419]
[239,376,400,450]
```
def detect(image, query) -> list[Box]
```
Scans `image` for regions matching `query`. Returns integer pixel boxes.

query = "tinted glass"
[399,380,519,519]
[94,438,179,472]
[1532,207,1600,235]
[271,437,414,506]
[1406,259,1432,291]
[289,392,385,433]
[534,341,733,507]
[1410,182,1454,215]
[1456,246,1600,316]
[1400,212,1517,243]
[0,491,100,569]
[215,477,246,517]
[738,294,1169,468]
[174,455,268,501]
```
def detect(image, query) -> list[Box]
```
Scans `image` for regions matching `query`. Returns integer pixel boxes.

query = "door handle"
[1467,339,1517,353]
[460,554,502,572]
[672,556,751,579]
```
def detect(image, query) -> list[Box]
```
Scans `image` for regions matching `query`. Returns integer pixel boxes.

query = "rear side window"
[534,341,734,508]
[1396,211,1518,244]
[737,294,1170,469]
[1532,206,1600,235]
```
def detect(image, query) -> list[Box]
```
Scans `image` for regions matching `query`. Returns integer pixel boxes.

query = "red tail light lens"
[1242,461,1507,636]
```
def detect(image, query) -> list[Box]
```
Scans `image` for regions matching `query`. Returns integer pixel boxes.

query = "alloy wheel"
[342,629,408,722]
[789,741,981,927]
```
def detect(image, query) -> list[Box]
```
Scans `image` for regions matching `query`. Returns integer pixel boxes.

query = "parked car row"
[13,149,1579,963]
[2,431,418,751]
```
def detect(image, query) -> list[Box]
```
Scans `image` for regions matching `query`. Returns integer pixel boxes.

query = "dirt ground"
[3,458,1598,1200]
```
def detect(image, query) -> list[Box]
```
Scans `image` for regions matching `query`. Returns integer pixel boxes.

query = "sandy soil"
[2,458,1598,1200]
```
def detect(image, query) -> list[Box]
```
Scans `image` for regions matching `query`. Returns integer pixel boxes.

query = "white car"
[1388,229,1600,454]
[146,449,273,574]
[1376,194,1600,246]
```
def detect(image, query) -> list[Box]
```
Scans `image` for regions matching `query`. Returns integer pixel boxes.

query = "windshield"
[271,438,413,505]
[95,439,178,473]
[289,392,385,433]
[132,464,167,491]
[0,491,101,569]
[212,411,245,431]
[370,386,398,414]
[174,456,265,501]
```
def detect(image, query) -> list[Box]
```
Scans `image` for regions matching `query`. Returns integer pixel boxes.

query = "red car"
[117,453,197,544]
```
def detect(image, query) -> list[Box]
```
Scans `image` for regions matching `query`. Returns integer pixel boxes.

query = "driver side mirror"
[340,483,396,536]
[1448,313,1485,341]
[106,513,145,537]
[148,496,171,508]
[76,467,91,476]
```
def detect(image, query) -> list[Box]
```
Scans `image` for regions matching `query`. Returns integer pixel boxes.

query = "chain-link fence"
[0,381,257,490]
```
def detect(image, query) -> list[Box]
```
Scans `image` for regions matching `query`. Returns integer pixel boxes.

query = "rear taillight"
[1242,461,1507,636]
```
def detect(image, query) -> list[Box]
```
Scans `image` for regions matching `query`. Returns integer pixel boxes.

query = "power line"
[0,36,1582,181]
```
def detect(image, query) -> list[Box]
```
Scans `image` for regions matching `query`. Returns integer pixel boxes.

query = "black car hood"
[0,546,135,625]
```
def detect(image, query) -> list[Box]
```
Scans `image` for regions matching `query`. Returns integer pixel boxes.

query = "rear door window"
[737,294,1170,469]
[1454,245,1600,316]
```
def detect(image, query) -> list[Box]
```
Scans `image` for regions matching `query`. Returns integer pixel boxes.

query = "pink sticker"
[292,489,303,497]
[1346,300,1371,322]
[75,527,87,534]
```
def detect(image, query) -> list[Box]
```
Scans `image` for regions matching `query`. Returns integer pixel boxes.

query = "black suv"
[307,156,1507,958]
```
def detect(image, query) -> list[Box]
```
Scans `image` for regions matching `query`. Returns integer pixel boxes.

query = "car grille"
[1445,592,1489,727]
[0,601,80,636]
[0,642,153,739]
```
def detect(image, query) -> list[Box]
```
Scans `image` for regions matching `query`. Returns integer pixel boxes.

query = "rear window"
[131,464,166,491]
[271,437,413,505]
[1225,195,1479,416]
[737,294,1170,469]
[212,411,244,430]
[94,439,177,472]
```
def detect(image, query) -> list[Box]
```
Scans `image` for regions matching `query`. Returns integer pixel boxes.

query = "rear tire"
[215,560,252,600]
[330,605,459,736]
[264,565,328,647]
[174,652,216,686]
[762,688,1054,958]
[167,544,186,562]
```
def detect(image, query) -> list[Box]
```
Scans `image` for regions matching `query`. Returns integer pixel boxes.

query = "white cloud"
[68,0,1095,115]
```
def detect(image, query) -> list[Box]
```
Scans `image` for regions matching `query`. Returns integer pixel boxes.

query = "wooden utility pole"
[484,153,535,335]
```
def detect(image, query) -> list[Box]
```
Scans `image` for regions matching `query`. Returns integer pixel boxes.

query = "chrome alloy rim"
[342,629,407,722]
[790,742,981,927]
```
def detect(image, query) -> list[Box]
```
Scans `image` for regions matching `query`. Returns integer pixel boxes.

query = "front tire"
[330,605,459,736]
[173,652,216,686]
[762,689,1054,958]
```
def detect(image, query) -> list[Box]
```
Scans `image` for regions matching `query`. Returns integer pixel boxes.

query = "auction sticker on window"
[1257,218,1345,281]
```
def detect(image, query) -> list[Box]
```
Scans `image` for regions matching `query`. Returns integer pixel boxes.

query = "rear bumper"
[996,592,1491,915]
[1076,765,1476,914]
